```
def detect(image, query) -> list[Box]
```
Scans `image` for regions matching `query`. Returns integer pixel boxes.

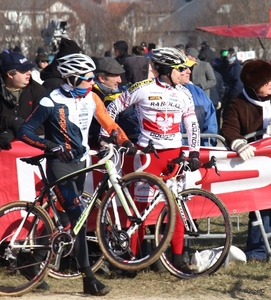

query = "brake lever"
[141,140,160,159]
[203,156,220,176]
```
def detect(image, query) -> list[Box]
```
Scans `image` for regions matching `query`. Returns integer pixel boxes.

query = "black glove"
[46,141,74,163]
[188,151,201,171]
[122,140,137,155]
[50,145,74,163]
[0,130,14,150]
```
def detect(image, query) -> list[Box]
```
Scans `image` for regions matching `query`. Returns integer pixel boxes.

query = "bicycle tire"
[0,201,54,296]
[96,172,176,271]
[43,192,105,280]
[155,188,232,279]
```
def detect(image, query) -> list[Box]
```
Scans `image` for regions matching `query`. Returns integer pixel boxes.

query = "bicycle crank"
[108,230,130,255]
[51,231,74,257]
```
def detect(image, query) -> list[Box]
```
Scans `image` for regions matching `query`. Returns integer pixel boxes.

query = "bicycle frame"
[6,143,157,271]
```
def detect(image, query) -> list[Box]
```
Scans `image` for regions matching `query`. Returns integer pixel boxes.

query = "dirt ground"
[0,268,263,300]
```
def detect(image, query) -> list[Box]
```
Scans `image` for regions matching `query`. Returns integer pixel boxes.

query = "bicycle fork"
[168,178,198,235]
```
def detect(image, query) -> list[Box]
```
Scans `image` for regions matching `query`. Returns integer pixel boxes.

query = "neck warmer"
[70,86,92,98]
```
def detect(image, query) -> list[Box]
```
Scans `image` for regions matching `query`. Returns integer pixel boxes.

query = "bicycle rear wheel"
[155,188,232,279]
[0,201,54,296]
[96,172,175,271]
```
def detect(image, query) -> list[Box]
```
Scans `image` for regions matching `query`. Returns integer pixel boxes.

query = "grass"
[2,212,271,299]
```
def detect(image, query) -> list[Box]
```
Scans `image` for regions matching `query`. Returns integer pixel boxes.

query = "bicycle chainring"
[51,231,74,257]
[108,230,130,256]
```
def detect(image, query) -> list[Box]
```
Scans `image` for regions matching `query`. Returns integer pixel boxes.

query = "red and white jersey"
[101,78,200,151]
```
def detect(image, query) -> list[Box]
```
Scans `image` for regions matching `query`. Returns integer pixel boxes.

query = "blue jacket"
[181,83,218,146]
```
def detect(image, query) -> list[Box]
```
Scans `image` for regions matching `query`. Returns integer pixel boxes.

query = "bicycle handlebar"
[160,152,220,184]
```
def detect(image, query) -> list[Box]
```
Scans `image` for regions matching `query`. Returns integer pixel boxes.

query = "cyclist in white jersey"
[101,47,201,272]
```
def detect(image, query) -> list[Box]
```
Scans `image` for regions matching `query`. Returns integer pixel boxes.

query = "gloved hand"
[122,140,137,155]
[0,130,14,150]
[231,139,256,161]
[50,145,74,163]
[188,151,201,171]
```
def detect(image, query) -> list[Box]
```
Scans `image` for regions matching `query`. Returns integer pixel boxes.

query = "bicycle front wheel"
[155,188,232,279]
[0,201,54,296]
[96,172,175,271]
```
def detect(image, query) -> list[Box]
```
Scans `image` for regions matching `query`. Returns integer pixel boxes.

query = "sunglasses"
[172,65,189,72]
[40,60,49,63]
[78,75,95,82]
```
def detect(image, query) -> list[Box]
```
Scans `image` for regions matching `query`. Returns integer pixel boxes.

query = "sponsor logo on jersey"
[128,79,153,93]
[148,96,163,100]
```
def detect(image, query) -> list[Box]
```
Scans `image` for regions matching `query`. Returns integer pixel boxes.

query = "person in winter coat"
[177,62,218,146]
[185,47,216,98]
[198,41,216,63]
[40,38,84,93]
[113,40,131,89]
[221,59,271,262]
[0,52,46,150]
[221,48,243,119]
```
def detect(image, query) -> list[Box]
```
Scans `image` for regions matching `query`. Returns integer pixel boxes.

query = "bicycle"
[154,151,232,279]
[0,140,175,296]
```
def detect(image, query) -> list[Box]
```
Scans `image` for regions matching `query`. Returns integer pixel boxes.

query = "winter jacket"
[210,70,225,107]
[190,59,216,97]
[221,86,267,146]
[182,83,218,146]
[0,76,46,135]
[123,56,150,85]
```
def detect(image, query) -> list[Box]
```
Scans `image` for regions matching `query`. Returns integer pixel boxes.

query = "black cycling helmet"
[151,47,196,86]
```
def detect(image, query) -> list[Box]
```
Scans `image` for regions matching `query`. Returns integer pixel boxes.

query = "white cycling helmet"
[56,53,96,78]
[151,47,188,66]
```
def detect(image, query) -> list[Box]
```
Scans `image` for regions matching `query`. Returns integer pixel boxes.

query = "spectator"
[40,37,83,93]
[13,46,22,53]
[104,50,111,57]
[144,43,156,58]
[140,41,148,54]
[198,41,216,63]
[221,47,243,119]
[178,63,218,146]
[185,42,193,51]
[0,52,46,150]
[220,59,271,262]
[185,47,216,97]
[123,45,155,86]
[31,52,50,85]
[210,58,225,128]
[113,40,131,89]
[101,47,201,273]
[17,51,137,296]
[174,44,185,53]
[89,56,140,145]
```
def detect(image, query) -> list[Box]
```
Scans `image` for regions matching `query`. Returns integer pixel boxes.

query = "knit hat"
[56,38,83,58]
[185,48,199,59]
[1,52,35,72]
[240,59,271,91]
[95,57,125,75]
[35,53,49,64]
[201,41,209,46]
